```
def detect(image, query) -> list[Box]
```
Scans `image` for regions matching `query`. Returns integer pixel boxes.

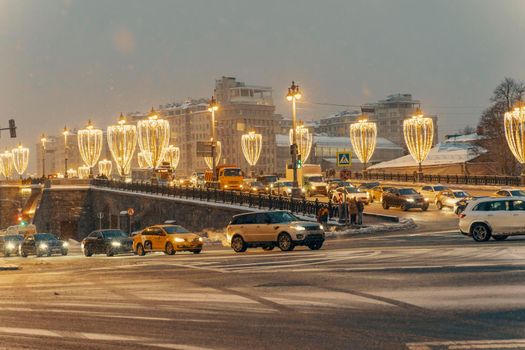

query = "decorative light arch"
[350,117,377,170]
[107,113,137,177]
[137,108,170,169]
[98,159,113,177]
[403,108,434,174]
[241,131,262,166]
[289,124,312,163]
[78,120,103,175]
[12,144,29,177]
[164,145,180,170]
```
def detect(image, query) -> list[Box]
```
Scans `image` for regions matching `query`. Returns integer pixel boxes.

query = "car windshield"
[5,235,23,241]
[260,176,278,183]
[454,191,469,198]
[510,190,525,196]
[307,176,324,182]
[361,182,379,189]
[278,182,293,187]
[251,182,264,187]
[164,225,191,234]
[399,188,418,195]
[268,211,300,223]
[345,187,360,193]
[434,186,447,191]
[102,230,128,239]
[34,233,57,241]
[224,168,242,176]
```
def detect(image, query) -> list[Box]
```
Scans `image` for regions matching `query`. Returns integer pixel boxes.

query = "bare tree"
[477,77,524,175]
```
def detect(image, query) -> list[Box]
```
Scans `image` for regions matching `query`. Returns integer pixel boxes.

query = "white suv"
[459,196,525,242]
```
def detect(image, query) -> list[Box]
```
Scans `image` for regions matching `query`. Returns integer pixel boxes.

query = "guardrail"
[91,179,370,223]
[353,172,522,187]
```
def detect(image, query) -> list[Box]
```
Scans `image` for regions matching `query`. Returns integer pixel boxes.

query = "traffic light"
[8,119,16,138]
[297,155,302,169]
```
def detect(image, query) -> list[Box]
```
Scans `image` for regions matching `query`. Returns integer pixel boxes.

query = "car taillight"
[459,213,466,219]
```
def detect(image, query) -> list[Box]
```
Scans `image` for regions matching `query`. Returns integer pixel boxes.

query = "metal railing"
[91,179,346,220]
[353,172,522,187]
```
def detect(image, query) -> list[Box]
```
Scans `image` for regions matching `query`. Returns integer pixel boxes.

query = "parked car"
[459,197,525,242]
[19,233,68,257]
[303,175,328,197]
[495,188,525,197]
[331,186,369,204]
[382,187,429,211]
[368,186,396,203]
[435,189,471,210]
[226,211,325,252]
[0,234,24,257]
[242,180,267,194]
[81,229,133,257]
[419,184,449,202]
[257,175,279,188]
[357,182,380,193]
[133,224,203,255]
[271,180,294,196]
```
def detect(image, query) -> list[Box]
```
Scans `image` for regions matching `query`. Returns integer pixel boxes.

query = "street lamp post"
[40,133,47,179]
[286,81,302,198]
[208,96,219,181]
[63,126,69,178]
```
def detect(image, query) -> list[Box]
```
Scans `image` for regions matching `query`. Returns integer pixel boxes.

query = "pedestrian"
[348,196,358,225]
[317,206,329,226]
[356,199,364,225]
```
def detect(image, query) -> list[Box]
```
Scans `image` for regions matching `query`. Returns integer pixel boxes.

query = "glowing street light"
[98,159,112,178]
[286,81,302,197]
[0,150,13,179]
[78,120,103,176]
[107,113,138,177]
[403,108,434,180]
[12,144,29,178]
[40,133,47,178]
[350,116,377,171]
[67,168,77,178]
[164,145,180,170]
[504,105,525,182]
[289,124,312,163]
[78,166,90,179]
[137,151,152,169]
[208,97,219,180]
[62,126,70,178]
[137,108,170,170]
[204,141,221,170]
[241,131,262,175]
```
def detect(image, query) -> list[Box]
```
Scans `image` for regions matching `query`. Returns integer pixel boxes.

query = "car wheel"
[106,247,115,257]
[4,251,10,258]
[47,251,52,257]
[144,241,152,251]
[262,245,274,251]
[61,249,68,256]
[165,242,175,255]
[400,203,409,211]
[277,233,294,252]
[471,223,492,242]
[136,243,146,256]
[382,201,389,210]
[231,235,247,253]
[20,248,27,258]
[436,201,443,210]
[422,205,429,212]
[192,249,202,254]
[84,246,93,257]
[493,235,509,241]
[307,241,323,250]
[36,251,43,257]
[369,196,374,203]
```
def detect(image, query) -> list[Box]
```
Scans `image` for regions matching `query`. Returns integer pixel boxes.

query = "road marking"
[407,339,525,349]
[0,326,61,338]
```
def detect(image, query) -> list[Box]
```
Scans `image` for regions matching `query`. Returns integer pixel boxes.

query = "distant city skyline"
[3,0,525,171]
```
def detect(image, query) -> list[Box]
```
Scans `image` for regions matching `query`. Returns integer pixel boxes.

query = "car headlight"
[311,186,316,190]
[240,185,243,189]
[198,237,203,242]
[319,225,324,230]
[265,187,269,191]
[406,198,415,202]
[424,197,429,202]
[174,237,185,242]
[6,243,15,250]
[252,187,256,191]
[301,188,306,193]
[39,243,48,250]
[287,189,292,193]
[111,241,121,247]
[62,242,69,248]
[224,185,229,189]
[293,225,306,231]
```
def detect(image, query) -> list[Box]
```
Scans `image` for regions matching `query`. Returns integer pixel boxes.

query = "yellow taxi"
[133,225,203,256]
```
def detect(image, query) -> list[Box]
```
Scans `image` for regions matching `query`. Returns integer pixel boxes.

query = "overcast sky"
[1,0,524,161]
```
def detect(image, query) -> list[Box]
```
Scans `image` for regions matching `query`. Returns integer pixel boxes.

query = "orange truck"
[205,165,244,190]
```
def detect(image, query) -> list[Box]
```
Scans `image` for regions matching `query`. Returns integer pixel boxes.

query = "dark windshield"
[102,230,128,239]
[306,176,324,182]
[5,235,23,242]
[250,182,264,187]
[510,190,525,196]
[224,169,242,176]
[268,211,300,223]
[34,233,57,241]
[434,186,448,191]
[259,176,278,183]
[345,187,359,193]
[164,226,190,234]
[277,182,293,187]
[399,188,418,195]
[454,191,469,198]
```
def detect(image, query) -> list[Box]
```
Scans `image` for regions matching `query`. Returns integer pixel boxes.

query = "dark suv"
[81,229,133,257]
[382,187,429,211]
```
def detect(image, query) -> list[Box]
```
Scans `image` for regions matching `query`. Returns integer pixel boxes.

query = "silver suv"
[226,211,325,252]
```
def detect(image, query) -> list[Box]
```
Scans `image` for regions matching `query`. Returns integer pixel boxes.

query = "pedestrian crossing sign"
[336,152,352,167]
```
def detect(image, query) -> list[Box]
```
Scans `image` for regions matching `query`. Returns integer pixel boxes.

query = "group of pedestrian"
[321,193,364,226]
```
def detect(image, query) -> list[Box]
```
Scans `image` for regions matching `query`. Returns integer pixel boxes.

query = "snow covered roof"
[275,134,403,150]
[367,142,485,170]
[443,133,483,144]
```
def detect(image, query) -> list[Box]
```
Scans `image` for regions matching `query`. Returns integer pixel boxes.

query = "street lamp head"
[118,112,127,125]
[287,82,301,100]
[208,96,219,112]
[62,126,69,137]
[86,119,94,130]
[40,134,47,144]
[147,107,158,120]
